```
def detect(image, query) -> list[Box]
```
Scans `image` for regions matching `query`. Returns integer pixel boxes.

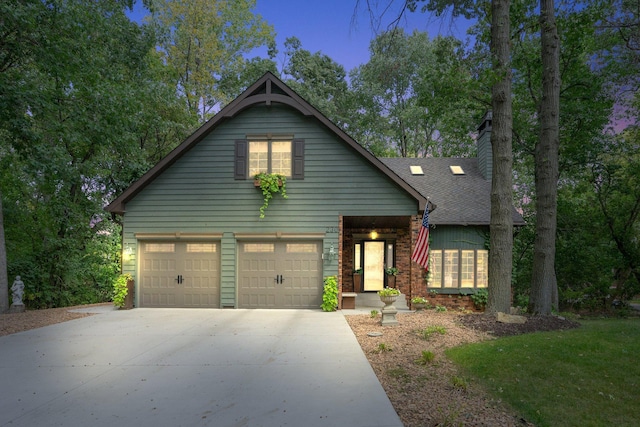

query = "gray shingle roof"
[381,157,525,226]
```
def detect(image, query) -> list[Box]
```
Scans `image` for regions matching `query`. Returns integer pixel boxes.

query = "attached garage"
[238,241,322,309]
[139,241,220,308]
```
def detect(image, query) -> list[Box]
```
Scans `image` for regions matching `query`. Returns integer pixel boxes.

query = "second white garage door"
[238,241,322,309]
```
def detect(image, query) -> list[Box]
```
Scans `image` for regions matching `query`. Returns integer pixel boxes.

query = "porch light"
[323,244,337,261]
[370,230,379,240]
[123,244,134,261]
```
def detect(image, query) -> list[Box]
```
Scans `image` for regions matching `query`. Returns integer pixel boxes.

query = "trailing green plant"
[254,172,287,218]
[378,287,400,297]
[470,288,489,308]
[112,273,132,308]
[321,275,338,311]
[411,296,428,304]
[419,325,447,340]
[415,350,436,365]
[385,267,399,276]
[370,310,379,318]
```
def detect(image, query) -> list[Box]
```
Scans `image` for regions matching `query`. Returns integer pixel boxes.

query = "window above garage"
[235,137,305,180]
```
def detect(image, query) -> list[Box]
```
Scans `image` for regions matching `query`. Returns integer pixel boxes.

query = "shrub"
[470,288,489,308]
[321,276,338,311]
[112,273,132,308]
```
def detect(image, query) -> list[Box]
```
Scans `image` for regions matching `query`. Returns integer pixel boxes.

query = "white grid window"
[461,250,475,287]
[476,250,488,288]
[249,139,291,177]
[428,249,488,290]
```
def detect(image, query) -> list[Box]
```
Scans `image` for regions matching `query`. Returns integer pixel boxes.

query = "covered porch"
[337,215,427,309]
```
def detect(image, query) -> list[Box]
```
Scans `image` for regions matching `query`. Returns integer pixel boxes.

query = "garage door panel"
[238,241,322,309]
[139,241,220,308]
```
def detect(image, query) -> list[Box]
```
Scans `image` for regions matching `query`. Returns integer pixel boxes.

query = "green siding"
[122,104,416,306]
[430,225,489,250]
[220,233,236,307]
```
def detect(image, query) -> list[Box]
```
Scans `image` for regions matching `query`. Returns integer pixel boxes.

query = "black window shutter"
[234,140,248,180]
[292,139,305,179]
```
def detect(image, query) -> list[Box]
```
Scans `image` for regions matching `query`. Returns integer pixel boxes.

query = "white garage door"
[139,241,220,308]
[238,241,322,308]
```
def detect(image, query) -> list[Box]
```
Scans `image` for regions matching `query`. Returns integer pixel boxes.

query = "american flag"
[411,208,430,269]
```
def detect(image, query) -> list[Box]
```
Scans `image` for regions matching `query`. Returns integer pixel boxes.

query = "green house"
[106,73,522,309]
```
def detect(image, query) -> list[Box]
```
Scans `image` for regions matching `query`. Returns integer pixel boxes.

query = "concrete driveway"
[0,307,402,427]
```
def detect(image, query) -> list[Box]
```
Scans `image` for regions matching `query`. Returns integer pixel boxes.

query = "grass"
[446,318,640,427]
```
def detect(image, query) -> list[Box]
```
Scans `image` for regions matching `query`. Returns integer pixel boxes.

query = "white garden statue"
[11,276,24,306]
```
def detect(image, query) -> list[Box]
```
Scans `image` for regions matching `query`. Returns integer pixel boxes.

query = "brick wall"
[413,294,483,312]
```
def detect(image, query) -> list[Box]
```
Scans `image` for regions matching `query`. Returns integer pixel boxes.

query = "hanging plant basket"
[254,172,287,218]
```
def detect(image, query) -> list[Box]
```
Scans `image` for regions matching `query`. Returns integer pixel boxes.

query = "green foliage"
[415,350,436,365]
[450,376,468,391]
[447,319,640,426]
[370,310,379,318]
[321,275,338,312]
[385,267,399,276]
[375,342,393,353]
[470,289,488,309]
[387,366,410,381]
[254,173,288,219]
[112,273,132,308]
[282,37,350,126]
[514,293,529,311]
[378,287,400,297]
[435,305,447,312]
[0,0,189,309]
[150,0,275,122]
[418,325,447,340]
[348,28,481,157]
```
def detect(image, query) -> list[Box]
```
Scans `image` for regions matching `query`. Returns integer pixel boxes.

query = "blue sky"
[129,0,473,72]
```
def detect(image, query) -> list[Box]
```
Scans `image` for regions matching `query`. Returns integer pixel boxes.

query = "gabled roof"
[106,72,428,214]
[381,157,525,226]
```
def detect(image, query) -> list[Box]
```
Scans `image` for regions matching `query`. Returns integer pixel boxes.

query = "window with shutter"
[235,137,305,179]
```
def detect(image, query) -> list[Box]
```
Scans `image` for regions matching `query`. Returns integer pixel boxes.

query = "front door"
[363,241,385,291]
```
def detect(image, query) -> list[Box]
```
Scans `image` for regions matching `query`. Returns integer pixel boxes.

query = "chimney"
[477,111,492,180]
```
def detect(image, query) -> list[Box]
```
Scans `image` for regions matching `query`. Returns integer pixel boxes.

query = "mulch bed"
[458,313,582,337]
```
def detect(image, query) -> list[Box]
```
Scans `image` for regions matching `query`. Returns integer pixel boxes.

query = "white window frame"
[248,138,292,178]
[428,249,488,290]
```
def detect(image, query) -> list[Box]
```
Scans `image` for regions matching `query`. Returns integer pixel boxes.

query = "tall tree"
[149,0,275,122]
[0,0,195,308]
[281,37,350,127]
[349,28,478,157]
[0,193,7,312]
[529,0,560,315]
[486,0,514,313]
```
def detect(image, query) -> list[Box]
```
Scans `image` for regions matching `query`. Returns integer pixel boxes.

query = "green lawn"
[446,319,640,427]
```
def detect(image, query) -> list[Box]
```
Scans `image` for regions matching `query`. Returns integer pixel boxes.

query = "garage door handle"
[274,275,284,284]
[176,275,183,284]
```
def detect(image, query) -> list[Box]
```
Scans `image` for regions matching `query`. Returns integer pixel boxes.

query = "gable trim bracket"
[222,79,313,118]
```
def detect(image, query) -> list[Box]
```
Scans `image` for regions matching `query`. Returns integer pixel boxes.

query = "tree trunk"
[530,0,560,316]
[0,192,9,313]
[487,0,514,314]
